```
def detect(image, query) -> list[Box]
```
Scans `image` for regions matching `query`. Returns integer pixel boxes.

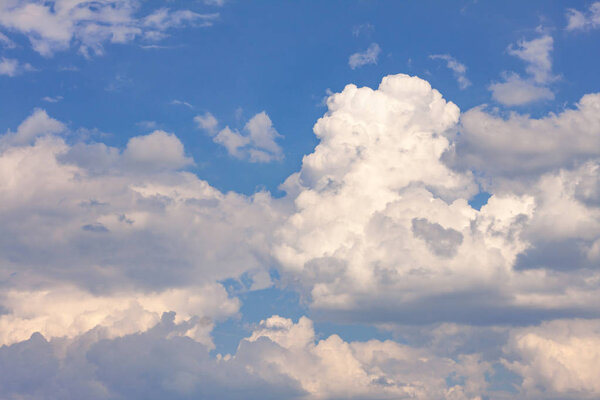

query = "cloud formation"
[2,73,600,398]
[489,35,556,105]
[566,2,600,31]
[348,43,381,69]
[0,1,218,56]
[0,57,34,77]
[196,111,284,162]
[430,54,471,89]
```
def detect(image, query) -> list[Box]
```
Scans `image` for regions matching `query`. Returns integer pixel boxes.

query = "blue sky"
[2,1,600,399]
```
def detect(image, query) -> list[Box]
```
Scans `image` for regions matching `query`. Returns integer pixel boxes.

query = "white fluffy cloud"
[0,110,281,348]
[489,35,556,106]
[348,43,381,69]
[448,93,600,179]
[273,74,600,329]
[0,1,218,56]
[123,130,194,170]
[196,111,284,162]
[503,319,600,398]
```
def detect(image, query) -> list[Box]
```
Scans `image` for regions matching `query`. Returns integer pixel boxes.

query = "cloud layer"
[0,0,218,56]
[1,73,600,398]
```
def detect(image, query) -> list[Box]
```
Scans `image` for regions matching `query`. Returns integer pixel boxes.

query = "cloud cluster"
[489,35,556,106]
[0,314,493,400]
[0,109,280,348]
[0,0,218,57]
[566,2,600,31]
[2,73,600,398]
[195,111,284,162]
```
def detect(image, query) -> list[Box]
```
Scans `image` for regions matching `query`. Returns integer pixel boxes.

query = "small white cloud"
[507,35,555,84]
[566,2,600,31]
[42,95,63,103]
[0,58,34,77]
[171,99,194,109]
[489,34,556,106]
[194,112,219,135]
[123,130,194,170]
[430,54,471,89]
[348,43,381,69]
[213,126,250,158]
[197,111,284,162]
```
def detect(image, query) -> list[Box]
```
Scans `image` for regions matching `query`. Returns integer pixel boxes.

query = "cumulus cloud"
[566,2,600,31]
[430,54,471,89]
[196,111,284,162]
[448,93,600,179]
[489,35,556,106]
[503,319,600,398]
[194,112,219,134]
[123,130,194,171]
[0,1,218,57]
[0,110,281,348]
[273,74,600,328]
[0,314,493,400]
[2,74,600,398]
[0,108,65,147]
[488,73,554,106]
[348,43,381,69]
[0,57,34,77]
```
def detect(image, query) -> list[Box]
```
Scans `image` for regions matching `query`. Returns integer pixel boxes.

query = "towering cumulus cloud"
[275,74,538,324]
[1,74,600,399]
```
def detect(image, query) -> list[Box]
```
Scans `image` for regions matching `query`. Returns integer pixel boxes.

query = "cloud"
[0,313,492,400]
[430,54,472,89]
[42,95,63,103]
[348,43,381,69]
[123,130,194,171]
[273,74,600,328]
[2,74,600,398]
[566,2,600,31]
[0,57,34,77]
[194,112,219,134]
[196,111,284,162]
[0,110,281,337]
[489,35,556,106]
[0,1,219,57]
[488,73,554,105]
[0,108,65,147]
[0,31,16,48]
[448,93,600,179]
[503,319,600,398]
[170,99,194,109]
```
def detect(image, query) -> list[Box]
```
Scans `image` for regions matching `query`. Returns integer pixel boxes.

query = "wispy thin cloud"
[348,43,381,69]
[429,54,471,89]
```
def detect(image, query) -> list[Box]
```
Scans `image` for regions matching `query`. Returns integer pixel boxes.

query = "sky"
[1,1,600,399]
